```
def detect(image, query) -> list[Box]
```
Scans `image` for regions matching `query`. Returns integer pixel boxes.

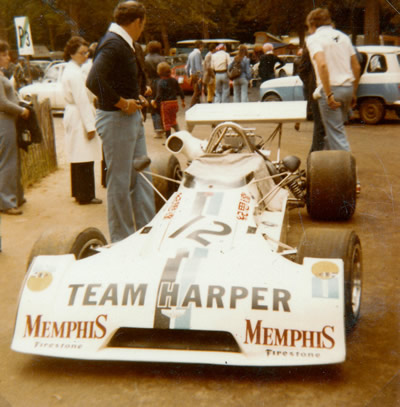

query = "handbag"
[228,59,242,80]
[16,102,43,151]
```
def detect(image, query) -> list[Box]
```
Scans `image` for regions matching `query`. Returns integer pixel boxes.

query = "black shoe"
[79,198,102,205]
[1,207,23,215]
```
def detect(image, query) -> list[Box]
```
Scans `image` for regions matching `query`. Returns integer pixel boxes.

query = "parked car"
[19,62,66,110]
[260,46,400,124]
[29,60,52,81]
[275,55,297,77]
[171,63,193,93]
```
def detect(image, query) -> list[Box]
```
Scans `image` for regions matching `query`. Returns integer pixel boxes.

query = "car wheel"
[150,153,182,212]
[359,98,385,124]
[306,150,356,221]
[262,93,282,102]
[296,228,362,331]
[27,227,107,269]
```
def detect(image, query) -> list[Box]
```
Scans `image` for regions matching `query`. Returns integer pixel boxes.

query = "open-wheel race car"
[12,122,362,366]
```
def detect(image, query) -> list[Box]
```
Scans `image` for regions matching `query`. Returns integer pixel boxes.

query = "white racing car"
[12,122,362,366]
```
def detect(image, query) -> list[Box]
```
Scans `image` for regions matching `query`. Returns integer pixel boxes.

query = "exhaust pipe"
[166,131,207,161]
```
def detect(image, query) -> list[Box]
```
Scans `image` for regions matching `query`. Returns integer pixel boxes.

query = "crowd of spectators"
[0,2,361,236]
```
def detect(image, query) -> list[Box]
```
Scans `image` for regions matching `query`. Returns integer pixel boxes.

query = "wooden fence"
[20,98,58,187]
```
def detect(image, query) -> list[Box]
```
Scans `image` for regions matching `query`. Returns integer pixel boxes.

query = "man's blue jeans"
[96,110,155,243]
[214,73,230,103]
[318,86,353,151]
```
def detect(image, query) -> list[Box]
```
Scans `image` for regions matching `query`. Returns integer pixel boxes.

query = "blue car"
[260,46,400,124]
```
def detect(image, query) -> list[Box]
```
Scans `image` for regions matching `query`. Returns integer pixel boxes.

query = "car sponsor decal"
[27,271,53,292]
[237,192,251,220]
[244,319,336,350]
[311,261,339,299]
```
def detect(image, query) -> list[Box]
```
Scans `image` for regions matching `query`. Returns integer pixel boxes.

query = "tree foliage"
[0,0,398,55]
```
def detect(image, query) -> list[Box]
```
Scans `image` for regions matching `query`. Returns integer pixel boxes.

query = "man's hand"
[87,130,96,140]
[138,94,149,108]
[20,108,30,119]
[115,98,142,115]
[144,86,152,97]
[327,93,341,110]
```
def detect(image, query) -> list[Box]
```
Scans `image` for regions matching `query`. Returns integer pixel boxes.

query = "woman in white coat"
[62,36,102,205]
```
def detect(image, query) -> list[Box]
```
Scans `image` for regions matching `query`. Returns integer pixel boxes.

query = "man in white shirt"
[186,40,203,107]
[306,8,360,151]
[211,44,231,103]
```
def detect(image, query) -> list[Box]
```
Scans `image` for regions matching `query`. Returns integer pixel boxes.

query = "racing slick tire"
[262,93,282,102]
[150,152,181,212]
[296,228,362,331]
[359,98,385,125]
[27,227,107,269]
[306,150,356,221]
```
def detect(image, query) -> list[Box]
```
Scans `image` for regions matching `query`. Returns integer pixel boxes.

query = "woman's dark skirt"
[70,161,95,204]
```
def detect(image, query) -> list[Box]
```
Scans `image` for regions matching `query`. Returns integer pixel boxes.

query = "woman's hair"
[157,61,171,77]
[63,36,88,61]
[237,44,248,59]
[306,8,332,29]
[114,1,146,26]
[0,40,9,54]
[146,40,162,54]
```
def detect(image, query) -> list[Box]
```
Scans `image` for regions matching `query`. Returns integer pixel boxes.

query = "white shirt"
[108,22,135,51]
[306,25,355,87]
[211,50,231,72]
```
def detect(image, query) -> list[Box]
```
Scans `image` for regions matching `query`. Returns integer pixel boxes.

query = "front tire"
[27,227,107,269]
[297,228,362,331]
[306,150,356,221]
[150,153,181,212]
[262,93,282,102]
[359,98,385,124]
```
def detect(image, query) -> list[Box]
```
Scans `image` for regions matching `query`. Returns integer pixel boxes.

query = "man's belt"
[215,70,227,73]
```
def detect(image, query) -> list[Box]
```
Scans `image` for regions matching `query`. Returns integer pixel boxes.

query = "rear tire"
[306,150,356,221]
[359,98,385,124]
[27,227,107,269]
[150,153,181,212]
[297,228,362,331]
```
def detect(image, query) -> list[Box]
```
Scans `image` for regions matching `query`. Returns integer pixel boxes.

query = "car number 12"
[169,215,232,246]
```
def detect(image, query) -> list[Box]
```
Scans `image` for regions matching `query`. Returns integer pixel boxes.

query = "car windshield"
[43,63,64,82]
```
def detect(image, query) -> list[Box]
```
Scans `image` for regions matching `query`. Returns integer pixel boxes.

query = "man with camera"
[87,1,155,243]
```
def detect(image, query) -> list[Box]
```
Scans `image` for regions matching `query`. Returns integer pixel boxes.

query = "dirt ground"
[0,94,399,406]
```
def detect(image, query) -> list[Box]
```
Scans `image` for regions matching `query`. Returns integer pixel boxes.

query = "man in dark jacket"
[297,46,326,152]
[258,43,285,83]
[87,1,155,243]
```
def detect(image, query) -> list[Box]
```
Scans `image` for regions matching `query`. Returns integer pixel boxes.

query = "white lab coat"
[61,60,101,163]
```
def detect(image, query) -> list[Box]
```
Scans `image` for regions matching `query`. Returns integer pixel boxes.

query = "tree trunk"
[68,3,80,35]
[202,21,210,39]
[48,24,55,51]
[160,22,170,56]
[364,0,380,45]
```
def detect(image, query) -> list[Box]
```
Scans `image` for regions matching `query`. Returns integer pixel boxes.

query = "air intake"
[107,328,241,353]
